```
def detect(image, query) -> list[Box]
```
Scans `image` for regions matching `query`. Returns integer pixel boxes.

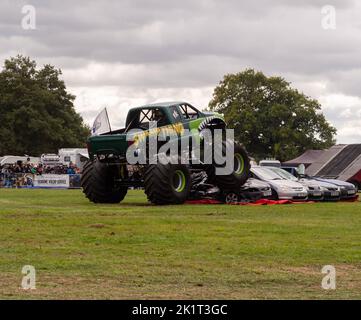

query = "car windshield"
[267,167,298,181]
[251,167,285,180]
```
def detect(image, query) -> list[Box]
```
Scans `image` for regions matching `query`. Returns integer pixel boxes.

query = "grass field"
[0,188,360,299]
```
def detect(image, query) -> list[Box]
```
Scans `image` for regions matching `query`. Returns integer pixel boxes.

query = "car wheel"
[223,191,240,204]
[271,188,279,200]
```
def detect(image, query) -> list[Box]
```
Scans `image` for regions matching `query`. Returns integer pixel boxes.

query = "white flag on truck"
[92,108,111,136]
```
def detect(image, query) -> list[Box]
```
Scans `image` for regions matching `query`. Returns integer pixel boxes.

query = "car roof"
[315,177,351,186]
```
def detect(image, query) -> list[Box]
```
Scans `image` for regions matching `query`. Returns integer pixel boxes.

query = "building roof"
[338,154,361,181]
[306,145,347,176]
[283,150,326,166]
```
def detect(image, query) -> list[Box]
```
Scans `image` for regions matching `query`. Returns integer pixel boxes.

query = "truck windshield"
[178,104,199,120]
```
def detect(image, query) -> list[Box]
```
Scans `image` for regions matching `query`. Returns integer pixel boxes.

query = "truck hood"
[202,111,224,119]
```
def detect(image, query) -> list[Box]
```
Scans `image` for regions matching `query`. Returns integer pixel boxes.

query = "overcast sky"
[1,0,361,143]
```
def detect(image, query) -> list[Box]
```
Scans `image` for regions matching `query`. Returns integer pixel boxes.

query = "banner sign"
[1,174,82,189]
[33,174,70,188]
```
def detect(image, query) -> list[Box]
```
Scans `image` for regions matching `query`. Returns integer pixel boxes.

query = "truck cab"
[125,102,204,131]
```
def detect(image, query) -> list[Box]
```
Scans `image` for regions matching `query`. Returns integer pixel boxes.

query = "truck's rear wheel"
[207,141,250,190]
[81,160,128,203]
[144,162,191,205]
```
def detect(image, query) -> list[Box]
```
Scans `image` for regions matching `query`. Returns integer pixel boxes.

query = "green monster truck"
[81,101,250,205]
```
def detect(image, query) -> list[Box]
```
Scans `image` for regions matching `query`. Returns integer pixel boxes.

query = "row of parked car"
[189,166,358,203]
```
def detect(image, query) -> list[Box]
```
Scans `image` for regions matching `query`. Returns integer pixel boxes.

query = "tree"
[0,55,90,156]
[209,69,336,161]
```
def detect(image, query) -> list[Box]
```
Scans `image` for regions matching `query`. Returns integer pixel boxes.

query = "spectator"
[67,166,75,175]
[0,161,81,188]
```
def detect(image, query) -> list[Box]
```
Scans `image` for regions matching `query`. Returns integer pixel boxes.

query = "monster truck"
[81,101,250,205]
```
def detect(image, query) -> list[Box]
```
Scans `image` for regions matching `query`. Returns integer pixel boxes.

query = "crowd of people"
[0,160,81,188]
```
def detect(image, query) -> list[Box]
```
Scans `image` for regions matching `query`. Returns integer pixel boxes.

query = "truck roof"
[130,101,188,111]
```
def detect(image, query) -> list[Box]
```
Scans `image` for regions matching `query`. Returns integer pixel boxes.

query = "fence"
[0,173,82,189]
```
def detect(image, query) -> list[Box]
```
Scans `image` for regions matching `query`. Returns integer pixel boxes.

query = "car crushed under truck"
[188,171,272,203]
[81,101,251,205]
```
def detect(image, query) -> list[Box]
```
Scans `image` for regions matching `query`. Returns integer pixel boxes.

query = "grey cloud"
[0,0,361,143]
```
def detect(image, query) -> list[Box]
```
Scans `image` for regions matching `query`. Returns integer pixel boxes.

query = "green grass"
[0,188,360,299]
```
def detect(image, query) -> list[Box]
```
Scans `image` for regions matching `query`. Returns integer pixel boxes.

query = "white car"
[250,166,308,200]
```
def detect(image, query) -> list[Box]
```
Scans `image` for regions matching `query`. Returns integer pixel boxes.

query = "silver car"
[266,167,341,201]
[250,166,308,200]
[265,167,323,201]
[312,177,357,200]
[241,178,273,198]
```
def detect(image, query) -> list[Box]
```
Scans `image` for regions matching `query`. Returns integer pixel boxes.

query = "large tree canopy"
[209,69,337,161]
[0,55,90,156]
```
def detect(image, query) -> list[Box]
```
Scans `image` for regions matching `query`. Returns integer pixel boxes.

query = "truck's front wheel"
[207,141,250,190]
[144,162,191,205]
[81,160,128,203]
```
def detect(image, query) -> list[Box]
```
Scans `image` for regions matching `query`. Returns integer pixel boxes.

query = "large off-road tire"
[207,141,250,190]
[81,160,128,203]
[144,162,191,205]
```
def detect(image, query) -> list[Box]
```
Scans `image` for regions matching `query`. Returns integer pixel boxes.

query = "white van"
[58,148,89,170]
[259,159,281,168]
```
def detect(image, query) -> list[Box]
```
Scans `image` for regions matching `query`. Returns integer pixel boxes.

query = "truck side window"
[136,109,152,129]
[170,106,182,122]
[136,108,168,129]
[178,104,199,120]
[151,108,167,126]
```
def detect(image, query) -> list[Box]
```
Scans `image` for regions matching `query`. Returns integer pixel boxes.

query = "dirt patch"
[88,224,106,229]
